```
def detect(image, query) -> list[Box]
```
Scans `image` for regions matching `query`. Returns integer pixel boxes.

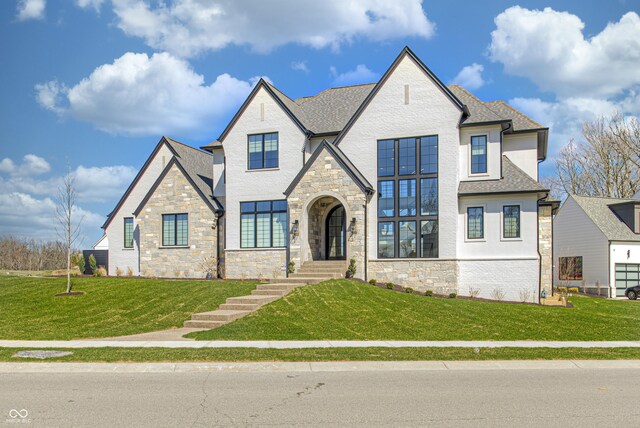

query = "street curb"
[1,360,640,373]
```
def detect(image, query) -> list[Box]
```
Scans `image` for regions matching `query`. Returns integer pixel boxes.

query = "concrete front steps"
[183,260,347,329]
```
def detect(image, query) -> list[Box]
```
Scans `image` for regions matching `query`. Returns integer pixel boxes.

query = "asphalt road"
[1,368,639,427]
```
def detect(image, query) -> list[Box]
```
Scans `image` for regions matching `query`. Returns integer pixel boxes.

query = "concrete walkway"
[1,340,639,348]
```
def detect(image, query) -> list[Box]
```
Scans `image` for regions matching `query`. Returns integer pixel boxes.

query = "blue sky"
[1,0,639,246]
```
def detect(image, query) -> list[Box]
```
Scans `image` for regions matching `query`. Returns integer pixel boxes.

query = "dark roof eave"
[458,189,549,197]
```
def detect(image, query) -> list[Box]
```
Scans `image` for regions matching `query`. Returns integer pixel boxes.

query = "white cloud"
[0,154,50,177]
[74,165,137,202]
[291,61,309,73]
[36,51,256,138]
[75,0,104,11]
[451,63,485,90]
[0,158,15,174]
[489,7,640,98]
[111,0,435,57]
[0,192,102,243]
[16,0,45,21]
[331,64,379,86]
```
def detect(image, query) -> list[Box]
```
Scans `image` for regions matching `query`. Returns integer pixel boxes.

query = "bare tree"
[550,114,640,199]
[55,164,84,294]
[609,112,640,169]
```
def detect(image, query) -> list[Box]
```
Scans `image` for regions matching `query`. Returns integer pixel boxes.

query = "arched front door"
[325,205,346,260]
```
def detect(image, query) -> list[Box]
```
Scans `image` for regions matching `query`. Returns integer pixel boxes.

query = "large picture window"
[377,135,438,258]
[123,217,134,248]
[240,200,287,248]
[503,205,520,239]
[559,256,583,280]
[248,133,278,170]
[471,135,487,174]
[162,214,188,246]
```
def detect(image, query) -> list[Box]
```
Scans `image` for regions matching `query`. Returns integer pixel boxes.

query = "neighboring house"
[554,195,640,298]
[103,47,554,302]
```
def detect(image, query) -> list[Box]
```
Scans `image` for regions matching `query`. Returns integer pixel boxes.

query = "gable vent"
[260,103,265,121]
[404,84,410,105]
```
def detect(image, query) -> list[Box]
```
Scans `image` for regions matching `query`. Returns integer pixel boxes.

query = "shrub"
[287,261,295,274]
[568,287,579,293]
[386,282,394,289]
[346,258,357,278]
[126,267,133,277]
[449,292,457,299]
[95,266,106,277]
[369,279,377,285]
[425,290,433,297]
[88,254,97,276]
[468,287,480,298]
[405,287,413,294]
[76,255,85,275]
[115,266,123,277]
[491,287,506,301]
[519,288,532,303]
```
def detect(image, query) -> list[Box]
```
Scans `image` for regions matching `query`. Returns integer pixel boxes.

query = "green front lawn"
[0,276,256,340]
[188,280,640,341]
[3,347,640,362]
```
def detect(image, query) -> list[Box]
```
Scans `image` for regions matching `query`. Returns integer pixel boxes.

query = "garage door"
[615,264,640,297]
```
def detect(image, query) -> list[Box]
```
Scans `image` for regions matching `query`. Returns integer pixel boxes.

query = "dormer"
[609,201,640,234]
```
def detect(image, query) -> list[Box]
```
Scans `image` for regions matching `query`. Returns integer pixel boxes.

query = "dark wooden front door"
[325,205,346,260]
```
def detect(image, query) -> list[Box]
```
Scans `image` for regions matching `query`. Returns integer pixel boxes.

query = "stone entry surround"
[287,149,369,279]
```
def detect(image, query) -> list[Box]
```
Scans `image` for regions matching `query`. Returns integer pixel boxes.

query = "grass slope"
[3,347,640,362]
[0,276,255,340]
[188,280,640,341]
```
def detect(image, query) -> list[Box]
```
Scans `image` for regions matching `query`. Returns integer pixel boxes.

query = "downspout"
[216,213,221,279]
[608,241,612,298]
[536,193,548,303]
[363,199,368,282]
[499,122,511,178]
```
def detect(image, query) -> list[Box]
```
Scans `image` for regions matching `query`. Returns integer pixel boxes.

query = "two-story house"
[101,47,554,302]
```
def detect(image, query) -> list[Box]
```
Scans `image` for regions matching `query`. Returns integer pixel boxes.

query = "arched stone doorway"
[306,196,347,261]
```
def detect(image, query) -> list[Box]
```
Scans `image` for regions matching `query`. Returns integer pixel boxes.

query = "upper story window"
[162,214,188,246]
[248,132,278,170]
[503,205,520,239]
[240,200,287,248]
[467,207,484,240]
[470,135,487,174]
[123,217,134,248]
[377,135,438,259]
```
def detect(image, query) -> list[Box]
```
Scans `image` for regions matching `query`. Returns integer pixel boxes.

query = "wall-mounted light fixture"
[349,217,358,235]
[628,249,631,259]
[291,220,299,237]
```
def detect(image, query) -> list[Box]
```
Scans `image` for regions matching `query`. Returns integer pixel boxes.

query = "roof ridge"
[486,100,544,129]
[572,194,638,201]
[163,136,212,156]
[294,82,377,103]
[264,81,300,106]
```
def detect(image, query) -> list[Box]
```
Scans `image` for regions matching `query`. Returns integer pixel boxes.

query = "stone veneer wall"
[137,164,217,278]
[224,249,287,280]
[368,260,458,294]
[538,205,553,297]
[287,149,368,278]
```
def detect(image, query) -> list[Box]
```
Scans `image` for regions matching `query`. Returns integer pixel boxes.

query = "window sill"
[500,237,522,242]
[464,238,486,243]
[245,167,280,173]
[469,173,490,177]
[234,247,287,251]
[122,248,135,251]
[158,245,191,249]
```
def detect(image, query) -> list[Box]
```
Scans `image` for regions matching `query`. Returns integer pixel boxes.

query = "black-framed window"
[162,214,188,246]
[503,205,520,238]
[124,217,134,248]
[240,200,287,248]
[560,256,583,280]
[467,207,484,240]
[471,135,487,174]
[377,135,438,258]
[248,132,278,170]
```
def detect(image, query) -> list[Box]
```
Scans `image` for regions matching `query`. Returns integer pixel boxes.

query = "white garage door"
[615,263,640,297]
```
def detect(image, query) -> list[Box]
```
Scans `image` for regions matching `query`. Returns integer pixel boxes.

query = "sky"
[1,0,639,246]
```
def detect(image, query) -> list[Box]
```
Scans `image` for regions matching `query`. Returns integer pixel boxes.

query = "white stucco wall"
[459,258,539,302]
[457,194,539,259]
[609,242,640,298]
[553,196,609,288]
[459,125,502,181]
[502,133,538,180]
[336,55,463,260]
[212,148,225,198]
[104,143,173,276]
[223,86,306,249]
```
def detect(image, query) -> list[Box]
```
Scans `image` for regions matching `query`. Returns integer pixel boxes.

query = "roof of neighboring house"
[571,195,640,242]
[284,139,374,196]
[458,156,548,196]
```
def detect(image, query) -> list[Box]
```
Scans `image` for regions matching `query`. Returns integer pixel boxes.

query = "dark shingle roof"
[572,195,640,242]
[458,156,548,196]
[448,84,543,132]
[162,137,222,211]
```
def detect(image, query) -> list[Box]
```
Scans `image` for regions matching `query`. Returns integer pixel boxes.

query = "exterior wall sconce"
[628,249,631,259]
[349,217,358,235]
[291,220,300,237]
